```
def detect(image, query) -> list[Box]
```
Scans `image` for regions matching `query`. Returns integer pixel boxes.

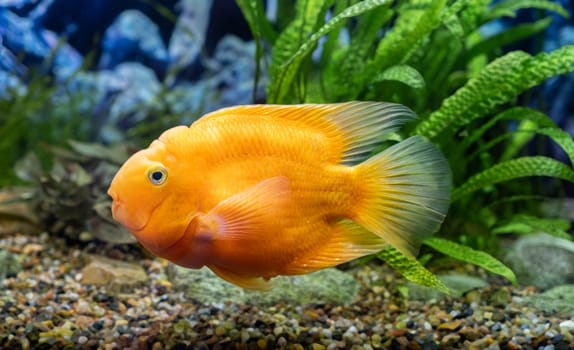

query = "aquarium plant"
[237,0,574,290]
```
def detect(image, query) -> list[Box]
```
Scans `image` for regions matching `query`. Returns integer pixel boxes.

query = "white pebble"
[560,320,574,331]
[78,336,88,344]
[240,329,250,343]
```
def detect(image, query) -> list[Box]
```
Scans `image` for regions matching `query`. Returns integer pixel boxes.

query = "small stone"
[437,320,462,331]
[371,334,382,347]
[240,329,250,343]
[257,339,267,349]
[22,243,44,254]
[81,255,148,292]
[0,249,22,280]
[311,343,326,350]
[215,326,226,336]
[489,288,511,307]
[440,334,460,346]
[464,290,482,303]
[559,320,574,331]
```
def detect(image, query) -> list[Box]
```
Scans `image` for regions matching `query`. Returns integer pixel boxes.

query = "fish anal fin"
[283,220,387,275]
[202,176,290,241]
[200,102,417,164]
[209,265,272,291]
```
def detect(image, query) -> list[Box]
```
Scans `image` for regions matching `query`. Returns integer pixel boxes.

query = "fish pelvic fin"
[353,135,452,257]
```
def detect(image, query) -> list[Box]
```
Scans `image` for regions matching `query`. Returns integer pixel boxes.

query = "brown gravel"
[1,232,573,350]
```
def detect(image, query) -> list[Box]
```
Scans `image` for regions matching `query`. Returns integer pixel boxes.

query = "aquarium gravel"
[1,233,573,350]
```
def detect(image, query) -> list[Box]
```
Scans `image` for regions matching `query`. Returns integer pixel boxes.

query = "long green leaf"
[423,237,517,284]
[236,0,277,43]
[236,0,277,102]
[499,119,539,161]
[464,17,552,62]
[268,0,391,103]
[377,246,450,294]
[452,156,574,201]
[484,0,570,21]
[415,45,574,139]
[492,214,572,240]
[536,128,574,166]
[461,107,557,150]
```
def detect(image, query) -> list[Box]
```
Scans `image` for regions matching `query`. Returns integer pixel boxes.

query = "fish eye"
[147,166,167,185]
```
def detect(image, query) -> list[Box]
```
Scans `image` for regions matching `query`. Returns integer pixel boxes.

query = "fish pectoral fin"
[208,265,272,291]
[283,220,387,275]
[202,176,290,241]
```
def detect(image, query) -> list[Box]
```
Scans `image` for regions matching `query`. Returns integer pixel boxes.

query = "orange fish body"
[108,102,452,289]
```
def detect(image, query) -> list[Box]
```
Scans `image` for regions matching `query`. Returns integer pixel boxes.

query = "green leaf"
[461,107,557,150]
[236,0,277,43]
[371,64,426,89]
[464,17,553,62]
[236,0,277,101]
[485,0,570,21]
[268,0,331,102]
[359,0,447,88]
[423,237,517,284]
[415,46,574,140]
[536,128,574,166]
[492,214,572,240]
[499,119,539,161]
[268,0,392,103]
[324,4,393,100]
[377,246,450,294]
[452,156,574,201]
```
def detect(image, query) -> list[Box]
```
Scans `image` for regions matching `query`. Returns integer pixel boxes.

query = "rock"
[168,0,212,68]
[81,255,148,292]
[407,274,488,300]
[99,10,169,70]
[505,233,574,290]
[169,266,360,306]
[0,249,22,279]
[489,288,511,307]
[0,187,41,236]
[518,284,574,315]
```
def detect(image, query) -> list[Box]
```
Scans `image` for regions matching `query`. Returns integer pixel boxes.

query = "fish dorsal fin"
[200,102,417,164]
[283,220,387,275]
[200,176,290,242]
[208,264,272,291]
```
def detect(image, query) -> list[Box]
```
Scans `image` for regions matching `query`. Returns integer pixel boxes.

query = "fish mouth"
[110,199,148,232]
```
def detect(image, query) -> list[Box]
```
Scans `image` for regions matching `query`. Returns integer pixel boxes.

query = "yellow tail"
[353,135,452,257]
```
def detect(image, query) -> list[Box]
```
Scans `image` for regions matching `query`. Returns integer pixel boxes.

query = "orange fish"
[108,102,451,290]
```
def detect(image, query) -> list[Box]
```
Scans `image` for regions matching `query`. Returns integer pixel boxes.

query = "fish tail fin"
[353,135,452,257]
